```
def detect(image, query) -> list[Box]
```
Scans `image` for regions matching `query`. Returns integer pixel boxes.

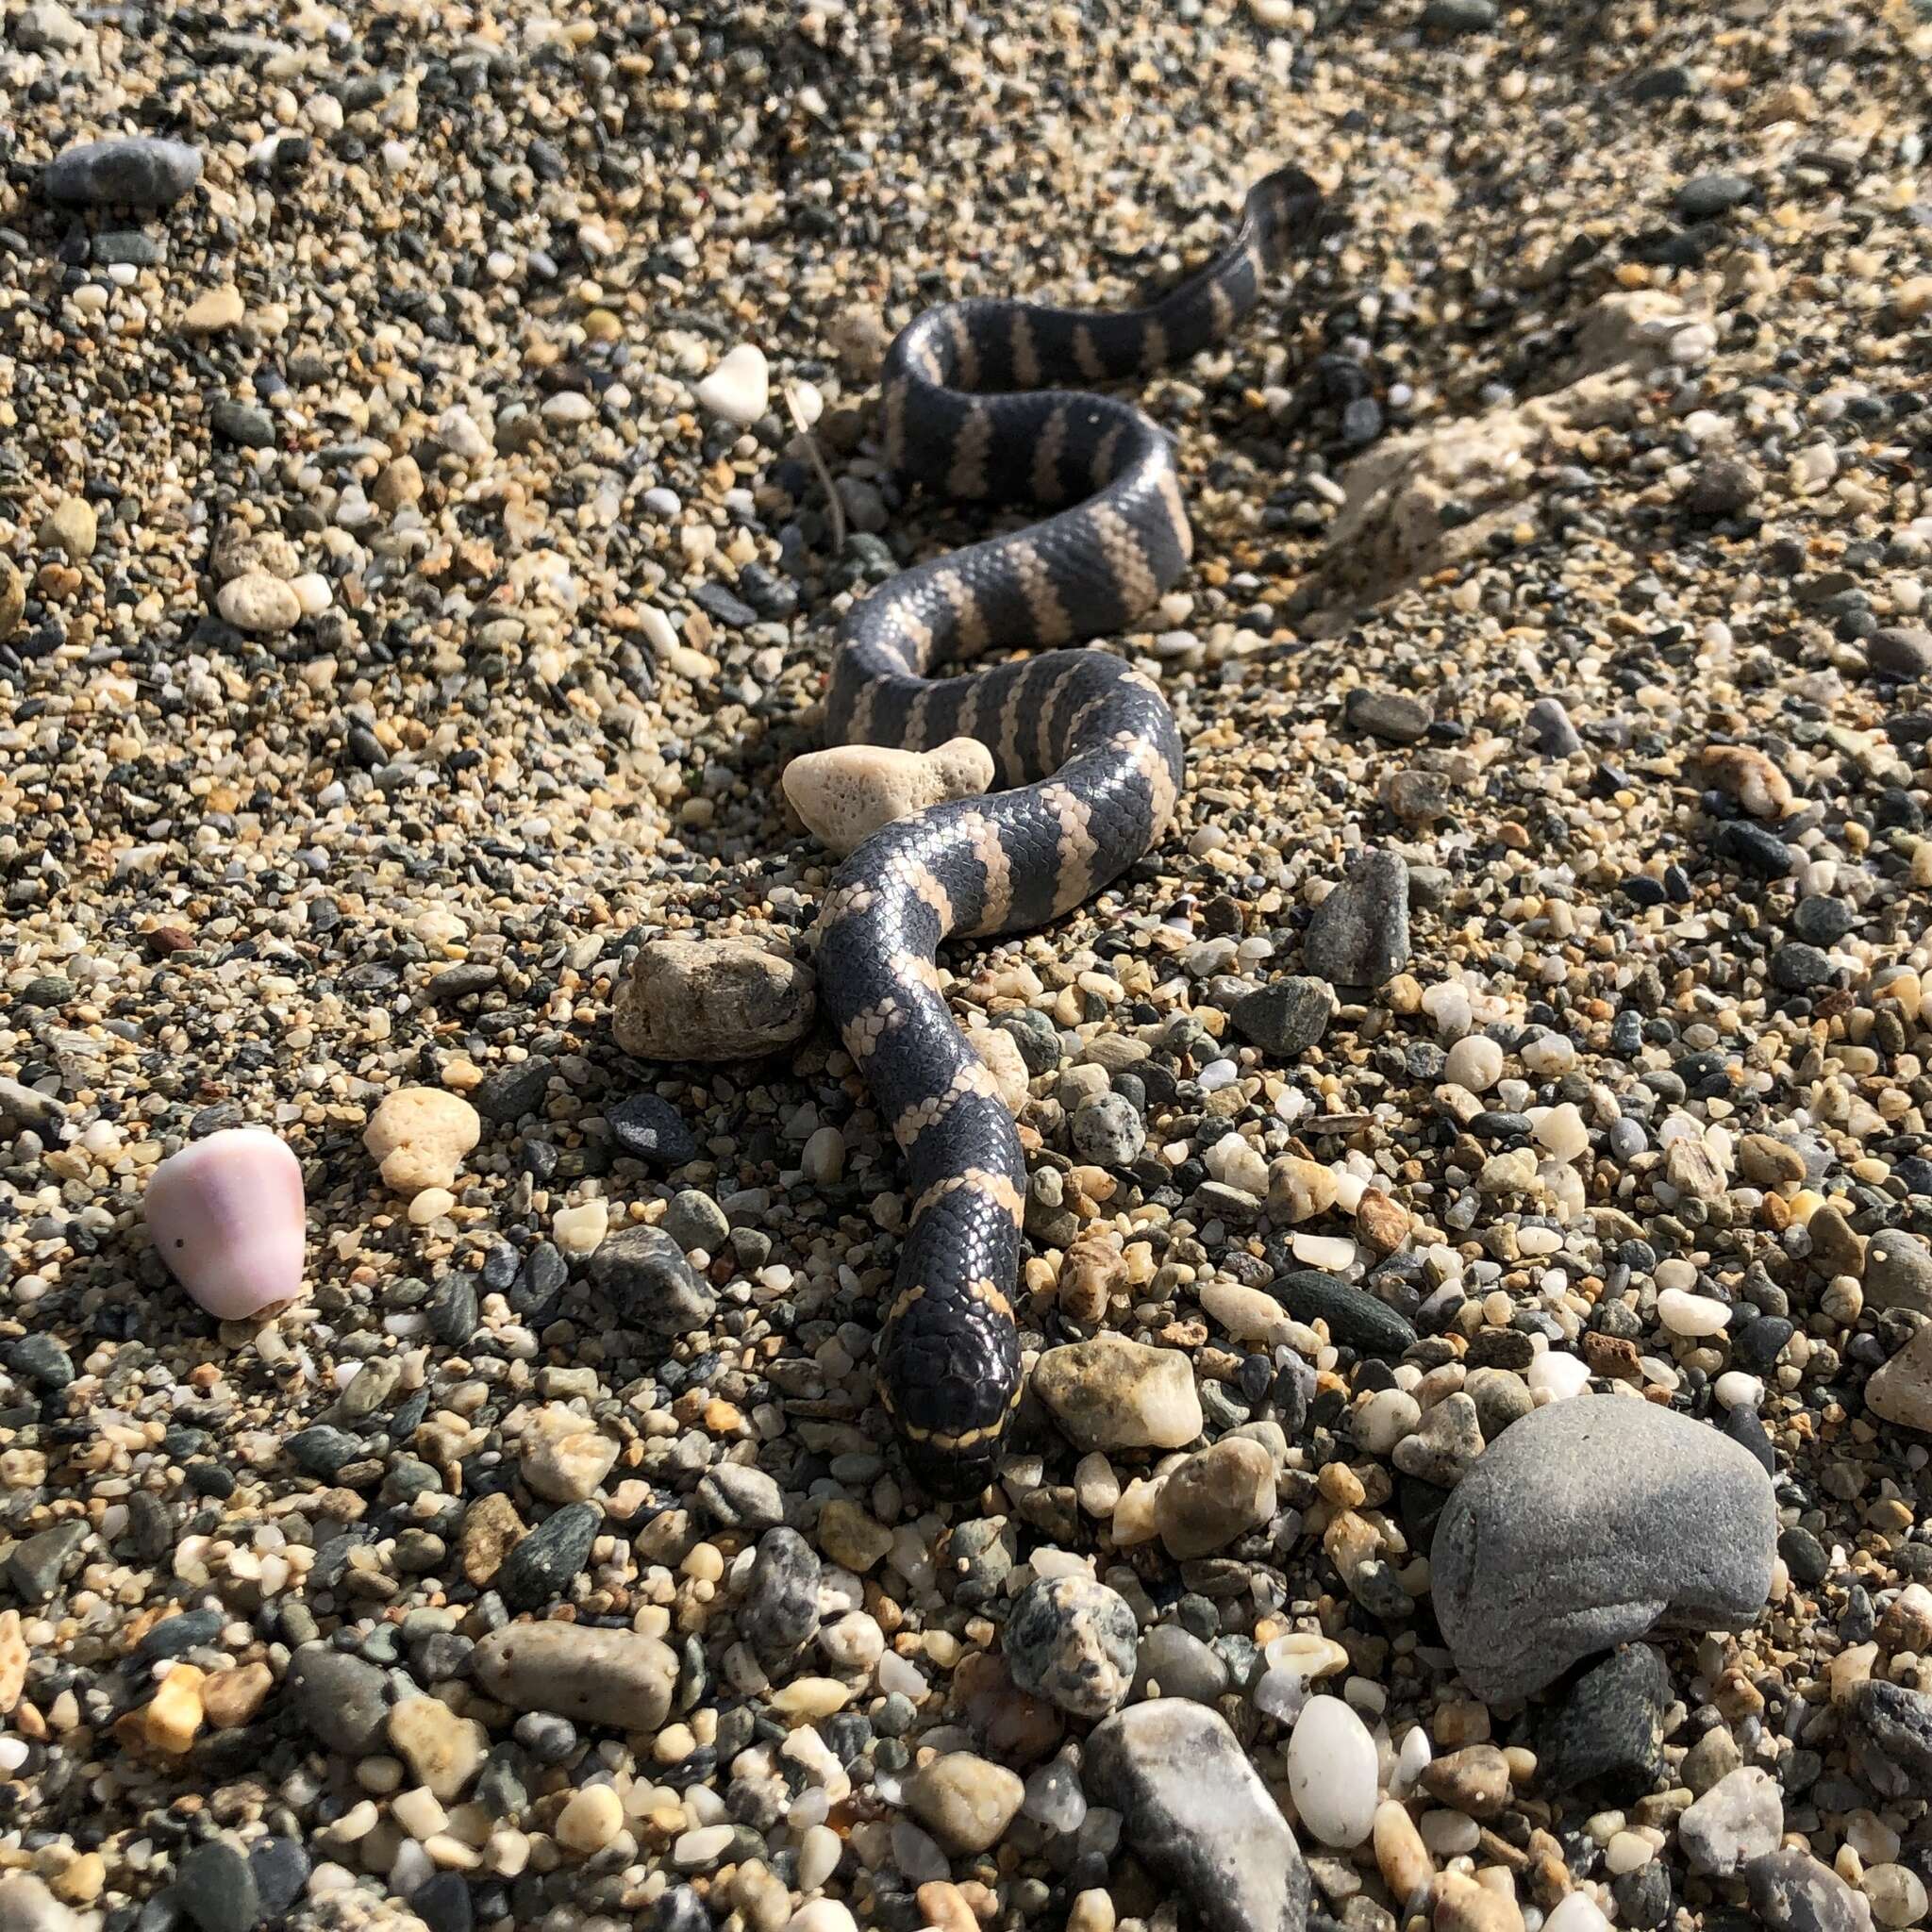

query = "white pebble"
[787,1903,858,1932]
[553,1199,609,1257]
[1543,1893,1612,1932]
[1354,1389,1422,1456]
[1205,1135,1270,1196]
[796,1823,842,1890]
[1528,1352,1592,1401]
[1443,1036,1503,1091]
[1657,1288,1730,1338]
[1714,1371,1765,1410]
[695,343,771,426]
[1286,1695,1378,1848]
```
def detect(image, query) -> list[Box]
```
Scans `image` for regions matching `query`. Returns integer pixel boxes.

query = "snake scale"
[812,164,1324,1494]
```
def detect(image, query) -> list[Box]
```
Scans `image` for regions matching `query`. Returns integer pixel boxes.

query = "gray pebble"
[287,1645,391,1754]
[590,1224,718,1334]
[1004,1575,1138,1718]
[1304,848,1409,987]
[44,136,203,206]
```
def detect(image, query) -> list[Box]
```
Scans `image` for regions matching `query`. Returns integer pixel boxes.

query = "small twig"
[783,380,846,557]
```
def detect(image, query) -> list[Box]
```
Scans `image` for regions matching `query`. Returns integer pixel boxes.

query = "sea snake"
[811,165,1324,1493]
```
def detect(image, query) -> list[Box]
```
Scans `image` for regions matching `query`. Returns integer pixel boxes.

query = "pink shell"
[146,1128,307,1319]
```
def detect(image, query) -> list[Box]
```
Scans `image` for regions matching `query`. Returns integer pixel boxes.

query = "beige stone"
[143,1664,205,1753]
[1866,1323,1932,1434]
[40,495,97,560]
[201,1661,274,1728]
[363,1087,481,1195]
[0,562,25,641]
[904,1752,1025,1854]
[0,1609,25,1712]
[388,1694,488,1801]
[967,1026,1030,1112]
[216,570,302,636]
[1154,1437,1276,1558]
[183,286,245,332]
[1031,1338,1204,1452]
[1700,743,1793,820]
[612,938,815,1062]
[783,737,994,857]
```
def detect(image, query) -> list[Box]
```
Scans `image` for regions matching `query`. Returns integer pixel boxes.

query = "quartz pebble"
[1287,1695,1378,1847]
[694,343,771,425]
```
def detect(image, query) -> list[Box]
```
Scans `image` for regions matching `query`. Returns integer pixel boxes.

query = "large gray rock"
[1086,1700,1308,1932]
[44,136,203,206]
[1431,1395,1775,1703]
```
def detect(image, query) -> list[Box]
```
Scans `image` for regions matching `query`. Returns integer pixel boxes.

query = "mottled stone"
[1087,1700,1309,1932]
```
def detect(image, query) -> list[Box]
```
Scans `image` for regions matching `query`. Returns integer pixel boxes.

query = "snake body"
[813,165,1323,1492]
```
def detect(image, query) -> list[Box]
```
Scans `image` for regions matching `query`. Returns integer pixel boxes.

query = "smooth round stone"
[146,1128,306,1319]
[216,571,303,636]
[1286,1694,1378,1847]
[903,1753,1025,1855]
[1444,1036,1504,1091]
[1657,1288,1730,1337]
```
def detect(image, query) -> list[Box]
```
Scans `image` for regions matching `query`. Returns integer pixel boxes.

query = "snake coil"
[812,164,1324,1492]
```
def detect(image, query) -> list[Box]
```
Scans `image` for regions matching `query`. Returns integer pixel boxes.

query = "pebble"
[145,1128,306,1319]
[694,343,771,426]
[286,1645,391,1755]
[174,1840,259,1932]
[1086,1700,1309,1932]
[1286,1694,1378,1847]
[1031,1338,1205,1451]
[1865,1229,1932,1314]
[590,1224,718,1334]
[1273,1271,1416,1359]
[494,1502,600,1611]
[783,739,993,855]
[1344,688,1432,744]
[362,1089,481,1196]
[556,1784,625,1854]
[607,1092,699,1167]
[215,568,301,637]
[1677,1766,1783,1876]
[1536,1641,1672,1795]
[612,938,817,1061]
[1864,1324,1932,1433]
[1304,849,1410,985]
[1155,1436,1276,1557]
[43,136,203,205]
[1523,695,1583,756]
[1229,976,1333,1055]
[1747,1850,1870,1932]
[1840,1680,1932,1797]
[1002,1575,1138,1718]
[1432,1396,1776,1701]
[473,1620,676,1731]
[903,1754,1025,1854]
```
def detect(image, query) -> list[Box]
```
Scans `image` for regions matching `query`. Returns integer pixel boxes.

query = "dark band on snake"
[812,165,1324,1495]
